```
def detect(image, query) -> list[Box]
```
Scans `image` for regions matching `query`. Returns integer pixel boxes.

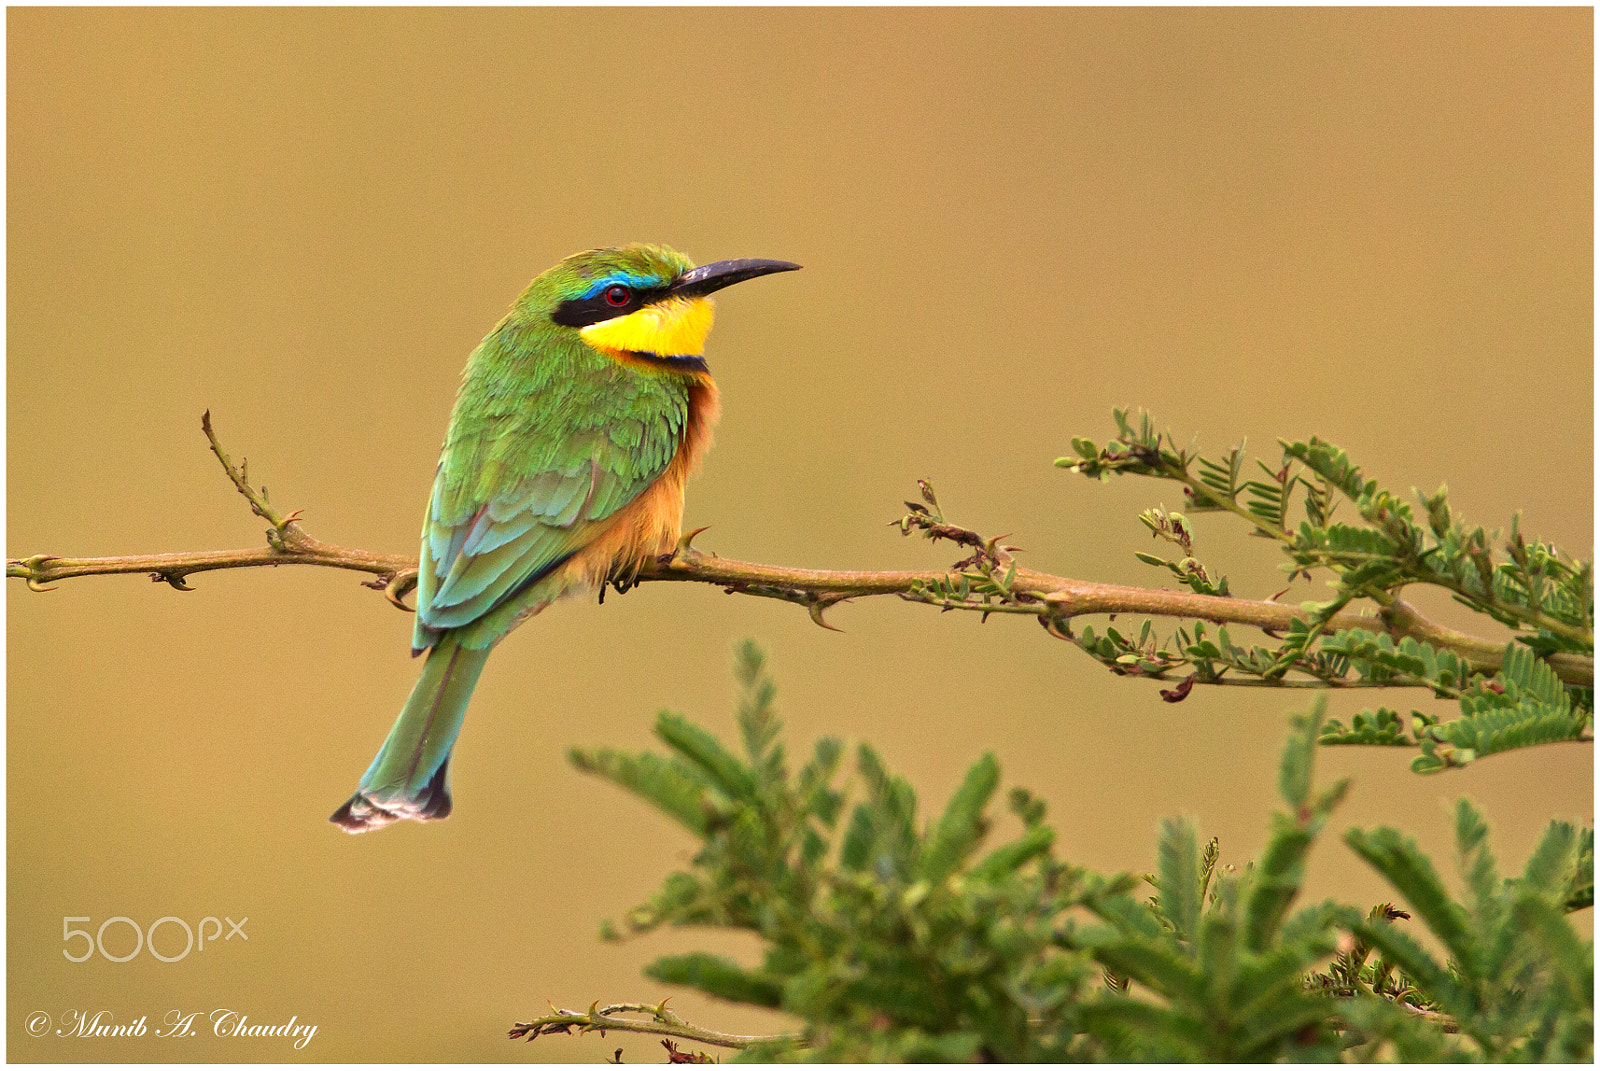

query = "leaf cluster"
[1331,802,1593,1060]
[561,648,1593,1062]
[1319,633,1593,772]
[573,642,1105,1061]
[1056,410,1593,771]
[1063,700,1356,1060]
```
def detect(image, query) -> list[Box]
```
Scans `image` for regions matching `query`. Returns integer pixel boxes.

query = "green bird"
[331,244,799,833]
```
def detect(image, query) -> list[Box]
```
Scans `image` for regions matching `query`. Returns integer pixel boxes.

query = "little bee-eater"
[331,244,799,832]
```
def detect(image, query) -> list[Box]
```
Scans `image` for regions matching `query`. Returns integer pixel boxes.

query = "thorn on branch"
[150,570,195,592]
[808,594,849,632]
[675,525,712,559]
[16,554,60,592]
[1039,615,1075,643]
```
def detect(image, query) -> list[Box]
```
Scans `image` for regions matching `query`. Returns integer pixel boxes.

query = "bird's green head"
[520,243,799,366]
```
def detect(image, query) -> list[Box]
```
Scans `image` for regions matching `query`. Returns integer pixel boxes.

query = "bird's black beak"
[670,258,801,299]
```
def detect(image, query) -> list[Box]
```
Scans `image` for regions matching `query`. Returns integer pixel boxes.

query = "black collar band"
[626,351,709,375]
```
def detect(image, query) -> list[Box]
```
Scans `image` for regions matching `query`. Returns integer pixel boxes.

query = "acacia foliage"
[1058,411,1592,772]
[564,644,1592,1062]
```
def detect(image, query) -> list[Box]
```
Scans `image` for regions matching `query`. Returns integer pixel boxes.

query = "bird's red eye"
[603,284,631,307]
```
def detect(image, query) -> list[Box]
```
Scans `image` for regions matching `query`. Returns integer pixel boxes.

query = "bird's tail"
[330,636,491,833]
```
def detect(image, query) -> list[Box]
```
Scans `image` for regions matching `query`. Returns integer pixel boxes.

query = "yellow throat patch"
[580,296,716,359]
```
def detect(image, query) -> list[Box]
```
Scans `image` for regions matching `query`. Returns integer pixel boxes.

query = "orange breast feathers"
[560,375,721,590]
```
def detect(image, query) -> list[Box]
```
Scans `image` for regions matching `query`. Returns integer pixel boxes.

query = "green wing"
[413,352,687,650]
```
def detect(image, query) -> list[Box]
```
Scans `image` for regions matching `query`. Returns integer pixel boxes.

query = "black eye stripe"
[549,285,670,327]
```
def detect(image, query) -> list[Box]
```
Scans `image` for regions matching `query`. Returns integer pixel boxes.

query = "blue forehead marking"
[579,272,669,301]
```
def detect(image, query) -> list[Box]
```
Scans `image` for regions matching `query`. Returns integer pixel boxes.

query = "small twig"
[7,413,418,597]
[202,410,318,552]
[1399,1004,1460,1034]
[509,999,802,1051]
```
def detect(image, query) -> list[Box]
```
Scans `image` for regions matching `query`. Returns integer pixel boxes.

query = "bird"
[331,244,799,833]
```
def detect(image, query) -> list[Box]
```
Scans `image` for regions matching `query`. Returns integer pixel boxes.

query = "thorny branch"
[508,999,802,1053]
[8,414,1592,691]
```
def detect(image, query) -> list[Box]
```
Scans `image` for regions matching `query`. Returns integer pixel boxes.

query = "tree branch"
[8,414,1591,691]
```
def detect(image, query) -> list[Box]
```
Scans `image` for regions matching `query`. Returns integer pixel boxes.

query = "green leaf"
[1409,752,1446,774]
[1562,827,1594,911]
[644,952,784,1008]
[853,743,919,870]
[1231,936,1337,1017]
[655,712,759,801]
[1332,997,1455,1062]
[1087,889,1168,944]
[1156,817,1201,942]
[1498,641,1566,706]
[568,745,711,835]
[836,972,943,1030]
[1425,700,1588,766]
[1195,910,1239,1009]
[575,620,1593,1062]
[1519,820,1579,899]
[901,1032,984,1062]
[838,801,878,874]
[1454,798,1498,910]
[1319,706,1414,747]
[1278,694,1327,809]
[733,640,782,767]
[1077,1000,1208,1060]
[971,824,1054,881]
[1511,893,1594,1007]
[1091,941,1207,1005]
[921,753,1000,882]
[1245,818,1313,953]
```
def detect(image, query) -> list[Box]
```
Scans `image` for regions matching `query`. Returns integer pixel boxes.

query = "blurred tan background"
[8,7,1591,1062]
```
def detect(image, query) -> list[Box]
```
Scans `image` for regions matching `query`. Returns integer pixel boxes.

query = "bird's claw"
[381,570,418,612]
